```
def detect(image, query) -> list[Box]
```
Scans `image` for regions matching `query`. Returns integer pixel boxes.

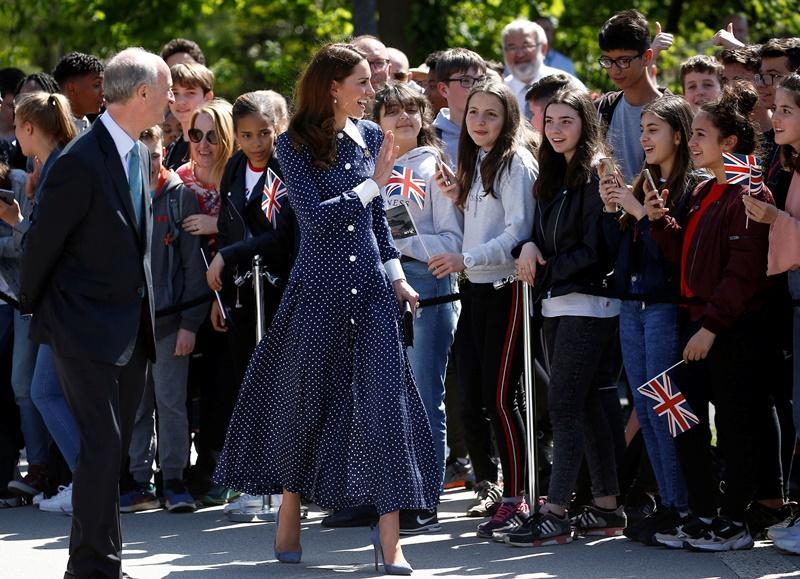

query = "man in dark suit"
[19,47,174,579]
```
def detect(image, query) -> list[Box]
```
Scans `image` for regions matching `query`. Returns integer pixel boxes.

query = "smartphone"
[438,161,452,187]
[0,188,14,204]
[642,168,660,199]
[598,157,621,212]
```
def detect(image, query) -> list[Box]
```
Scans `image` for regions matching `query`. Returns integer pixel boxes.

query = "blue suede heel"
[370,525,412,575]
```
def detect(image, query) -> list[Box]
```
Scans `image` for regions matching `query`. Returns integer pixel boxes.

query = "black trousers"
[456,280,526,497]
[673,318,783,520]
[54,332,148,579]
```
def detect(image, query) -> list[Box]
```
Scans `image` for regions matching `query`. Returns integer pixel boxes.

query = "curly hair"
[52,52,103,86]
[160,38,206,65]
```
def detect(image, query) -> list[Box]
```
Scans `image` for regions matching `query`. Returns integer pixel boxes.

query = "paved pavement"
[2,489,800,579]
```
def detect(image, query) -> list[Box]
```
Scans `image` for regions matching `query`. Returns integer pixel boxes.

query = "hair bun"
[721,81,758,117]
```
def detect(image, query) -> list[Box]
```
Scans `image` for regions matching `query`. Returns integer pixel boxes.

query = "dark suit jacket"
[19,118,157,365]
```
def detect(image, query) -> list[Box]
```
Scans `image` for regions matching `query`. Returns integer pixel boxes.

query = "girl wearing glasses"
[214,43,438,575]
[177,98,235,242]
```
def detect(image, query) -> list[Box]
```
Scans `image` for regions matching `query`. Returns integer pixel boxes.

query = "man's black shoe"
[321,504,378,528]
[399,508,441,535]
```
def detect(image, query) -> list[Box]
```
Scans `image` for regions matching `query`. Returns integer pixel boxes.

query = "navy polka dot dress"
[214,119,439,515]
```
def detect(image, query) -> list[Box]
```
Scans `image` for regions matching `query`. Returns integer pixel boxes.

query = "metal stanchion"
[226,255,308,523]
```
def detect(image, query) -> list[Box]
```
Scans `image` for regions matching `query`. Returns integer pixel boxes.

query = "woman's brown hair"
[189,98,235,188]
[534,88,605,202]
[14,91,77,148]
[372,83,444,156]
[455,80,524,207]
[777,74,800,174]
[287,43,366,170]
[622,96,694,229]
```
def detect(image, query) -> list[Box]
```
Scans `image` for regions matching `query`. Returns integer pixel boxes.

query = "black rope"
[418,293,460,308]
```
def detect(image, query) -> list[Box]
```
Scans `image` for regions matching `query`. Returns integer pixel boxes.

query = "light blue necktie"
[127,143,142,226]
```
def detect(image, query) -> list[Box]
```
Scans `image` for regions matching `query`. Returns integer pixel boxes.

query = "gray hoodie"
[150,170,209,339]
[381,146,463,262]
[432,108,461,169]
[462,146,538,284]
[0,169,31,298]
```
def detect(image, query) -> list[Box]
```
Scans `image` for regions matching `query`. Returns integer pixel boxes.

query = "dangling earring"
[333,97,338,105]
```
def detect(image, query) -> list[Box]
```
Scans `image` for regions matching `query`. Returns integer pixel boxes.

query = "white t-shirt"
[245,163,265,201]
[542,292,620,318]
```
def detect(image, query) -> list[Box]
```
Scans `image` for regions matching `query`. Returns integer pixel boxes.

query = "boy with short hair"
[596,10,663,183]
[525,73,578,134]
[161,38,207,67]
[165,62,214,170]
[121,125,208,513]
[680,55,723,113]
[433,48,487,167]
[51,52,104,132]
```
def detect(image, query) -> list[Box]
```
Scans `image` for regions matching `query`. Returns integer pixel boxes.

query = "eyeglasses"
[368,59,389,70]
[598,52,645,70]
[754,73,785,86]
[504,42,539,53]
[187,128,219,145]
[444,76,486,89]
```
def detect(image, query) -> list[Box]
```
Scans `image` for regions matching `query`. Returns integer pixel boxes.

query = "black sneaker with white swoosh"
[399,508,442,535]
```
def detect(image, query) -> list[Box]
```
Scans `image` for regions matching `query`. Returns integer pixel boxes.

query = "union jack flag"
[637,370,699,437]
[385,165,426,209]
[723,152,763,195]
[261,168,287,226]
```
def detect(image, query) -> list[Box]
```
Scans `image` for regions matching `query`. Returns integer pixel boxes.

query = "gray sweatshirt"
[462,146,538,284]
[381,146,463,262]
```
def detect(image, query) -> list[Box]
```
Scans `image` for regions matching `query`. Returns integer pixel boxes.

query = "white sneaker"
[223,494,267,515]
[39,484,72,514]
[32,492,45,506]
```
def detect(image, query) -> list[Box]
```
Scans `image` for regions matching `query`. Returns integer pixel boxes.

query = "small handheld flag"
[261,168,287,226]
[385,165,426,210]
[637,361,699,437]
[723,152,763,196]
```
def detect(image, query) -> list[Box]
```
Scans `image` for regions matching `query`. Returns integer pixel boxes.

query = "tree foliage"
[1,0,798,102]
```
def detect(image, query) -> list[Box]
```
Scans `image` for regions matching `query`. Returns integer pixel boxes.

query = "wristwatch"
[462,252,475,269]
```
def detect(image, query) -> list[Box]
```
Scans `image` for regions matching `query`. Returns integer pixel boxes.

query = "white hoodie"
[381,146,463,262]
[462,146,538,284]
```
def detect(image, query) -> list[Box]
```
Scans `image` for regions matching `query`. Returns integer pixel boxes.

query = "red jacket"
[651,179,774,335]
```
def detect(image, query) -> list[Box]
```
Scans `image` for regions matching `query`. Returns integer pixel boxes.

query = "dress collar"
[342,118,367,149]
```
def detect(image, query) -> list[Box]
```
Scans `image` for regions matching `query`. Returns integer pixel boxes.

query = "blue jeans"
[619,300,688,510]
[403,259,460,487]
[790,270,800,436]
[30,344,80,472]
[11,312,49,465]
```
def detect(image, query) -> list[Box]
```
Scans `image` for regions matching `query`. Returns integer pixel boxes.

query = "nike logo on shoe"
[416,514,436,526]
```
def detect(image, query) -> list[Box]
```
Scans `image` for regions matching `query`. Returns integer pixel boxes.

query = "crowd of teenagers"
[1,7,800,575]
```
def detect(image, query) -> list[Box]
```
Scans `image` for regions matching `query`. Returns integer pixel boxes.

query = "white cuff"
[384,258,405,282]
[353,178,380,207]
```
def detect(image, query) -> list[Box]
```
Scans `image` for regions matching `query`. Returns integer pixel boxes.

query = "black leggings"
[456,280,527,498]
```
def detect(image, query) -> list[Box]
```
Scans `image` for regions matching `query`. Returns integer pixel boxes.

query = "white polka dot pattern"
[214,119,439,515]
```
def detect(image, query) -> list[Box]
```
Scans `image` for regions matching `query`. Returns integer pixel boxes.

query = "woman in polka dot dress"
[214,43,439,574]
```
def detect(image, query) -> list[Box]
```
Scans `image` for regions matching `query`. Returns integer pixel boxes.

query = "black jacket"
[216,150,299,298]
[514,174,614,301]
[19,119,156,364]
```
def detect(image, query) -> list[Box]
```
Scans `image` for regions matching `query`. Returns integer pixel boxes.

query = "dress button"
[351,288,358,295]
[345,163,351,170]
[347,225,355,232]
[349,255,356,262]
[337,132,344,139]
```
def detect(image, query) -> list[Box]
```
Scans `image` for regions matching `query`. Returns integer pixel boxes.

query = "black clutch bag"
[402,301,414,348]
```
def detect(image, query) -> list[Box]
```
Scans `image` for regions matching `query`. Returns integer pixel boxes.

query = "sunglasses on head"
[187,128,219,145]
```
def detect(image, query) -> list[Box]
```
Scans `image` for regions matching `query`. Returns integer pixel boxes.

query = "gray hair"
[103,47,161,104]
[501,19,547,47]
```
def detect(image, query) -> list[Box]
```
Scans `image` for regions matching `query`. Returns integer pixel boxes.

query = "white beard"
[507,59,541,84]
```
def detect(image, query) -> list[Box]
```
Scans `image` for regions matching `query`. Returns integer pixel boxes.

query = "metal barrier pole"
[521,282,538,506]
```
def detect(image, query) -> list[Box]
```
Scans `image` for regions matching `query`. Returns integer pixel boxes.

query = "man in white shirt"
[501,19,585,116]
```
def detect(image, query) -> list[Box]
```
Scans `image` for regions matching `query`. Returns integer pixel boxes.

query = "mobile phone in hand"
[642,168,660,200]
[0,188,14,204]
[598,157,618,185]
[438,161,452,187]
